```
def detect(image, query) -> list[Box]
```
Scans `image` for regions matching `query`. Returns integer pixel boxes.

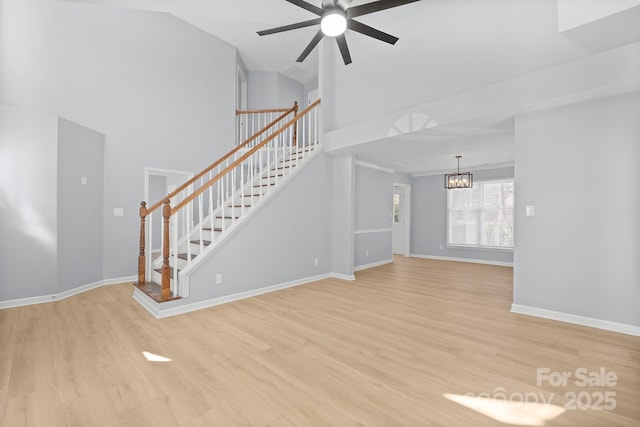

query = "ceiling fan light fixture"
[321,10,347,37]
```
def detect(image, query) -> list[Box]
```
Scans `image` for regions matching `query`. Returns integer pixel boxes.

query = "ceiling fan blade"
[296,30,325,62]
[347,19,399,44]
[336,34,352,65]
[347,0,420,19]
[286,0,324,16]
[257,18,321,36]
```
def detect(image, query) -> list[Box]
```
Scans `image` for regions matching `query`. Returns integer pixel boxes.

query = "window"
[447,179,514,249]
[393,193,400,224]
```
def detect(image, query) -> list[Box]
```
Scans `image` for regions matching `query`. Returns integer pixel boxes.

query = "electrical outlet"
[366,250,369,257]
[314,258,318,266]
[440,244,443,250]
[215,274,223,284]
[81,176,87,185]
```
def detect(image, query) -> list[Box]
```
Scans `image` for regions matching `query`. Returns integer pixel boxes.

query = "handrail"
[171,99,320,215]
[236,107,293,115]
[142,102,298,217]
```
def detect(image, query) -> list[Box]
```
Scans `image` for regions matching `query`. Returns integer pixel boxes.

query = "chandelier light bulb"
[321,11,347,37]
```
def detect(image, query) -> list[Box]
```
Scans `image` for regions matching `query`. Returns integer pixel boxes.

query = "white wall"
[558,0,640,31]
[513,91,640,327]
[321,0,640,132]
[0,0,238,282]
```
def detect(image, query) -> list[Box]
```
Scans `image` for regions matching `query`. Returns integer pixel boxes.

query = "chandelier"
[444,155,473,189]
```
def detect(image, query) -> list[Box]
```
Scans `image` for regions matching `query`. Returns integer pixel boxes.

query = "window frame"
[446,178,514,251]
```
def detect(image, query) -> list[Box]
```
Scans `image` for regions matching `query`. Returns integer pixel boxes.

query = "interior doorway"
[144,167,193,253]
[393,183,411,256]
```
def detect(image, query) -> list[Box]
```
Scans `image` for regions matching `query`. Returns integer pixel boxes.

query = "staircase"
[135,100,321,302]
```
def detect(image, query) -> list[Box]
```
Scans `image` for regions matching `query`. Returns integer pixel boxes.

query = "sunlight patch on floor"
[444,393,566,426]
[142,351,172,362]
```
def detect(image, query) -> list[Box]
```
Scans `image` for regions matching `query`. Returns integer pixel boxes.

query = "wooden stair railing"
[137,99,321,301]
[236,105,298,146]
[137,102,297,299]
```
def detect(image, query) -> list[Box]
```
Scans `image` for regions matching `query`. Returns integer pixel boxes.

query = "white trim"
[330,273,356,281]
[354,228,392,234]
[354,258,393,272]
[510,304,640,337]
[0,275,136,310]
[355,160,394,173]
[133,273,337,319]
[411,162,515,178]
[410,254,513,267]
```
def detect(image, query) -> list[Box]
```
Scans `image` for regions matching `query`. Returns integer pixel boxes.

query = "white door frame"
[144,167,194,254]
[144,167,194,205]
[393,182,411,257]
[236,65,248,111]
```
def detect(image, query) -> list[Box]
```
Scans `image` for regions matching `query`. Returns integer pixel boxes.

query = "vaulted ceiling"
[62,0,640,175]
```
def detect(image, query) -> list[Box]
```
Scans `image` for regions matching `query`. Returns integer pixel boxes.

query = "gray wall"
[354,164,393,269]
[514,91,640,326]
[330,153,355,277]
[175,153,333,305]
[248,71,304,110]
[57,118,105,293]
[0,105,59,300]
[411,167,515,264]
[0,0,238,284]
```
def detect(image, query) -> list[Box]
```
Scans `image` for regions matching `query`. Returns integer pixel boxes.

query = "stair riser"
[217,206,251,217]
[233,194,264,205]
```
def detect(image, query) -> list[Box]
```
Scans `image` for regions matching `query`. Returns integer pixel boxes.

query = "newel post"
[161,199,172,300]
[138,202,147,285]
[293,101,299,146]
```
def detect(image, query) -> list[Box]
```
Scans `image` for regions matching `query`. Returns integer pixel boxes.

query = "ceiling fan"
[257,0,420,65]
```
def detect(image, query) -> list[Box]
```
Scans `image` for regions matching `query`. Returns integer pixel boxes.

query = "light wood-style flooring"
[1,257,638,426]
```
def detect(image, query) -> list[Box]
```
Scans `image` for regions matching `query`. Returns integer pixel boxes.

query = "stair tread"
[190,239,211,246]
[154,267,180,275]
[177,253,197,261]
[202,227,223,232]
[133,282,181,303]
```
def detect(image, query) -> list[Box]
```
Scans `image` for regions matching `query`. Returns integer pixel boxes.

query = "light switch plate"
[526,205,535,217]
[114,208,124,217]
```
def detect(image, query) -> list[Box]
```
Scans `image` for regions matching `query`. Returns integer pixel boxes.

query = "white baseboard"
[134,273,338,319]
[330,273,356,281]
[511,304,640,337]
[354,258,393,272]
[0,275,136,310]
[410,254,513,267]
